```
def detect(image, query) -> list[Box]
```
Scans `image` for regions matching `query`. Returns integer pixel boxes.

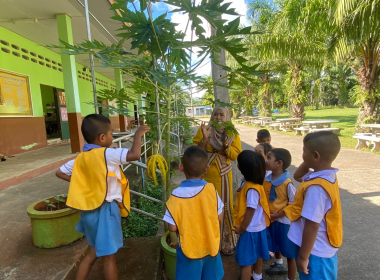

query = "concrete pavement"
[0,124,379,279]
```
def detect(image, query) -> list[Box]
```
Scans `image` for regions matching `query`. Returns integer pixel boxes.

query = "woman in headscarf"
[193,107,242,255]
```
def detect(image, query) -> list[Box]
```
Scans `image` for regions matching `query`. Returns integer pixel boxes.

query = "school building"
[186,105,213,117]
[0,0,141,156]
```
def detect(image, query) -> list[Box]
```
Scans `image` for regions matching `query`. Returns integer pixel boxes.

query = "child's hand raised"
[135,125,150,136]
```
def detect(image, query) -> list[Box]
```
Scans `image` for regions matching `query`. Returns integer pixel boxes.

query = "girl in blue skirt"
[233,151,271,280]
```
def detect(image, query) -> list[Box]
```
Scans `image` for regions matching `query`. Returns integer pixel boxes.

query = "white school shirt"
[245,188,267,232]
[60,148,129,202]
[287,169,339,258]
[163,185,224,226]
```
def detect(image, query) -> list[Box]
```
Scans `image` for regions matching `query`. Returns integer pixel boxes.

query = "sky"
[127,0,250,98]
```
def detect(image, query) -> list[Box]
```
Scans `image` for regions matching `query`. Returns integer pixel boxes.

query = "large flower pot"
[183,138,193,145]
[27,195,83,248]
[161,231,177,280]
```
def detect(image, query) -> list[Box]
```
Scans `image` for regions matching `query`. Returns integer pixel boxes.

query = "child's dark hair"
[182,146,209,177]
[257,129,271,140]
[304,131,341,162]
[81,114,111,143]
[237,150,266,184]
[259,143,272,156]
[269,148,292,171]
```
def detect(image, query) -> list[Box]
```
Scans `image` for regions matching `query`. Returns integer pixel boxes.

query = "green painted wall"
[0,26,125,118]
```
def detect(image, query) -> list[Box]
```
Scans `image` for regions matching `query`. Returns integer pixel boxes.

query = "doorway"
[40,85,60,140]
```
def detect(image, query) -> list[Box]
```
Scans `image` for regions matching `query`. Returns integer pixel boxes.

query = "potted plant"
[181,129,194,145]
[27,194,83,248]
[161,231,177,280]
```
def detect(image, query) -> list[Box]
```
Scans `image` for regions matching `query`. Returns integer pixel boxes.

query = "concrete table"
[276,118,301,132]
[302,120,339,129]
[258,117,273,126]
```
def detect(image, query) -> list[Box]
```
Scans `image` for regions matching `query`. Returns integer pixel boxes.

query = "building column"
[56,14,84,153]
[114,68,126,132]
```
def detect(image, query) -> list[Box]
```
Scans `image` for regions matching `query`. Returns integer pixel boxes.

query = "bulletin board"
[0,70,32,116]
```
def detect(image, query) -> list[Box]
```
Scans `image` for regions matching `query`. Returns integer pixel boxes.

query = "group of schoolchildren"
[57,114,343,280]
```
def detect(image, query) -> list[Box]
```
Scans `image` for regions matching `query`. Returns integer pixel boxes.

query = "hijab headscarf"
[207,107,235,151]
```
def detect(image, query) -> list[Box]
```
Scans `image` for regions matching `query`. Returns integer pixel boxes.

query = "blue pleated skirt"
[267,221,297,258]
[235,229,270,266]
[75,201,123,257]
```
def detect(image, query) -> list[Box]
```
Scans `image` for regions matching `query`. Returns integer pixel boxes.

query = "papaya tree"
[56,0,265,197]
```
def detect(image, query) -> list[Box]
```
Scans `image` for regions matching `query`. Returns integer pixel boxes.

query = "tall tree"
[330,0,380,128]
[257,0,328,119]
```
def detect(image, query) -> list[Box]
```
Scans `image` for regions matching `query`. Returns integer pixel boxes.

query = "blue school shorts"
[175,246,224,280]
[295,245,338,280]
[75,201,123,257]
[267,221,297,258]
[235,229,270,266]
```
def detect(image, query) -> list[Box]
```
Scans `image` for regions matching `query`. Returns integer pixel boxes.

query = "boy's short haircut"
[182,146,209,177]
[259,143,273,156]
[257,129,271,140]
[81,114,111,144]
[237,150,266,184]
[270,148,292,171]
[304,131,341,162]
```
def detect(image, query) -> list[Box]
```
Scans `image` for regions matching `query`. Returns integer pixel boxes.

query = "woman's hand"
[222,136,229,150]
[200,121,210,140]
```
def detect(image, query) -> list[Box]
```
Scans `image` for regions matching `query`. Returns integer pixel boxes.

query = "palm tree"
[330,0,380,128]
[256,0,327,119]
[246,0,282,117]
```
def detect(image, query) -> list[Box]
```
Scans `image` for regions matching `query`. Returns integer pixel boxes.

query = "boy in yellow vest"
[56,114,149,280]
[263,148,297,280]
[164,146,224,280]
[233,150,271,280]
[284,131,342,280]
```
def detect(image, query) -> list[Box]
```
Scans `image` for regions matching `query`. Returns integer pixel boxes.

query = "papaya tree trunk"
[165,96,171,200]
[288,64,306,120]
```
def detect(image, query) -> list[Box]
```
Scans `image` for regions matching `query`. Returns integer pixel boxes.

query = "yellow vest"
[283,178,343,248]
[263,178,292,214]
[233,181,270,228]
[166,183,220,259]
[66,147,130,217]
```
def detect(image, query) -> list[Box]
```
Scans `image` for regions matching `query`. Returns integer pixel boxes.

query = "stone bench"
[353,134,380,152]
[309,127,344,135]
[269,123,281,131]
[280,123,301,132]
[294,127,310,136]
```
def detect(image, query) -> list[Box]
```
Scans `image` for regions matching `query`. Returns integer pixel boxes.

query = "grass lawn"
[271,107,359,149]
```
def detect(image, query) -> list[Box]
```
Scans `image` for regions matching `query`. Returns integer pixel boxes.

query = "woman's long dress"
[193,128,242,253]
